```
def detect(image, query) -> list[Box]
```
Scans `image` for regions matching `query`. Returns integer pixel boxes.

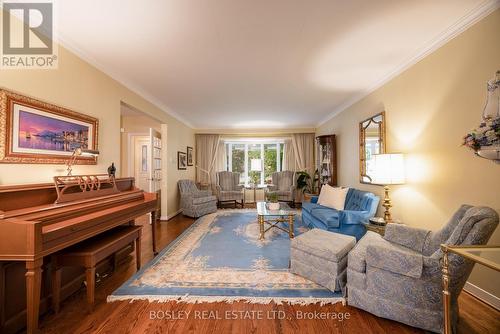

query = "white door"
[133,136,150,191]
[149,128,162,216]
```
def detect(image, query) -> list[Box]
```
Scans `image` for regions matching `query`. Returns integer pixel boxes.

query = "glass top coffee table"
[440,244,500,334]
[256,202,296,240]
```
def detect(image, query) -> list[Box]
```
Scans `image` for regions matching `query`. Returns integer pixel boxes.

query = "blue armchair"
[301,188,379,240]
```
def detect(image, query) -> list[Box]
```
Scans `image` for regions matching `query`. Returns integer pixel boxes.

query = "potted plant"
[266,192,280,210]
[296,170,320,201]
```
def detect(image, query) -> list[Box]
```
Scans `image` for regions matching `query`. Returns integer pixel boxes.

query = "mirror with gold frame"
[359,111,386,184]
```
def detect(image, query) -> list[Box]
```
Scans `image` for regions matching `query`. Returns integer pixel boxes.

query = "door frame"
[127,132,149,178]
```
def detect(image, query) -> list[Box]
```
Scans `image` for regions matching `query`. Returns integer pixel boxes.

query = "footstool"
[290,229,356,292]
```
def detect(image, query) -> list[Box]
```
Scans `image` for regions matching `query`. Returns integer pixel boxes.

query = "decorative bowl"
[268,202,280,210]
[476,146,500,164]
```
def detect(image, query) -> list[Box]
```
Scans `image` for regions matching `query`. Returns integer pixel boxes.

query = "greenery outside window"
[225,140,284,186]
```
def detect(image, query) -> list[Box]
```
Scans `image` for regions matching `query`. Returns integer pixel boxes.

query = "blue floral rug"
[108,209,343,305]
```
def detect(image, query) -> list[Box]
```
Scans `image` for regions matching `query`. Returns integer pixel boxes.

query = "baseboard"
[463,281,500,311]
[160,209,182,221]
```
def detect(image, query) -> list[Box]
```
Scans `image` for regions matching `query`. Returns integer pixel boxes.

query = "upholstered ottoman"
[290,228,356,292]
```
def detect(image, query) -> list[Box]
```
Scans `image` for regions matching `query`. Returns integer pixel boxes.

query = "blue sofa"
[302,188,379,240]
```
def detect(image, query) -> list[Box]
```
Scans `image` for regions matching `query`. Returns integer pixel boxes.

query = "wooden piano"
[0,175,158,334]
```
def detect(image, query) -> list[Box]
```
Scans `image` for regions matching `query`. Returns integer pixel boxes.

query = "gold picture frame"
[359,111,386,184]
[0,89,99,164]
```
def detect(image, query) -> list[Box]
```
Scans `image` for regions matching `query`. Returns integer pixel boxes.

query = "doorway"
[132,135,150,191]
[120,102,165,219]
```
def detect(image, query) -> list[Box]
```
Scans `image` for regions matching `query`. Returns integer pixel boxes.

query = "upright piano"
[0,175,158,334]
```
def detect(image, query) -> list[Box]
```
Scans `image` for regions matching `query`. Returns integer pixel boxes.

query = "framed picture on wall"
[178,151,187,170]
[0,89,99,164]
[187,146,193,166]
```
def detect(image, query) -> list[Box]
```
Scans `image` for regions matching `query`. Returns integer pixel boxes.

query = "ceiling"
[56,0,497,129]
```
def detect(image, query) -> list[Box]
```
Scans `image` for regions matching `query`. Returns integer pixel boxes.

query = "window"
[225,140,284,185]
[230,143,245,183]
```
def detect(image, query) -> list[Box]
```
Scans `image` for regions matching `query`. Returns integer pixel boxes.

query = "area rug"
[108,209,344,305]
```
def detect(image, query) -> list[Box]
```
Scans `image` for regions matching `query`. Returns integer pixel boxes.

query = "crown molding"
[193,126,317,132]
[56,34,195,128]
[317,0,500,127]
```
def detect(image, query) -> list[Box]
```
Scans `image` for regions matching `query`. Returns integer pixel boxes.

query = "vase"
[476,146,500,164]
[268,202,280,210]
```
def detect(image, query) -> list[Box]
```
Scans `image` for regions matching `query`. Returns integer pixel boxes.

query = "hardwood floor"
[36,213,500,334]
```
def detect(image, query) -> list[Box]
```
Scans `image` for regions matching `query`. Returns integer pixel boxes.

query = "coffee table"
[441,244,500,334]
[256,202,296,240]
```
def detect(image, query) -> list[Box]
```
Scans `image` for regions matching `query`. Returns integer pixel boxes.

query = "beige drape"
[291,133,315,176]
[215,140,227,176]
[195,134,222,186]
[282,139,296,171]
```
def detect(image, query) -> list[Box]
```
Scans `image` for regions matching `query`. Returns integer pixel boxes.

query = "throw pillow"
[318,185,349,210]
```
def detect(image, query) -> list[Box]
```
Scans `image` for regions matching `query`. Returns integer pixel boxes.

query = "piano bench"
[51,225,142,313]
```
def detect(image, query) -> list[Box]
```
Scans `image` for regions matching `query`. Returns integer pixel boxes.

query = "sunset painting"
[0,89,98,164]
[18,110,90,152]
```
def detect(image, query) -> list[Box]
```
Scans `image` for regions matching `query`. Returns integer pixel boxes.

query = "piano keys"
[0,175,158,334]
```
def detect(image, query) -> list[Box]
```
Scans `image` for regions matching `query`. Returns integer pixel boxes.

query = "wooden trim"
[463,283,500,311]
[316,134,337,187]
[161,209,182,221]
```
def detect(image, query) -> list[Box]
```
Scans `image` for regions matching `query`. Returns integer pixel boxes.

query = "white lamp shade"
[372,153,405,185]
[250,159,262,172]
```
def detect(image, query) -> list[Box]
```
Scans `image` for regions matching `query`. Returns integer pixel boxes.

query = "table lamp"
[372,153,405,223]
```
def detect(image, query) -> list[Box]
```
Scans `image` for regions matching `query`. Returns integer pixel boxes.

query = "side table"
[363,222,386,236]
[363,219,403,236]
[244,185,267,204]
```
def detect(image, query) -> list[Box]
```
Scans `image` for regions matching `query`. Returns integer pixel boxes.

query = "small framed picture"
[178,151,187,170]
[187,146,193,166]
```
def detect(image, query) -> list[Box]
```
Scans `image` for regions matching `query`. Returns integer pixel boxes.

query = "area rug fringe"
[107,294,345,306]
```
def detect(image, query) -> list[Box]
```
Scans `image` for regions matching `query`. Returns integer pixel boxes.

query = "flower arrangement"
[463,116,500,151]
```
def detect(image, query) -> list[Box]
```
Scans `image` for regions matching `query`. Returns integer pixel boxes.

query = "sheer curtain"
[282,138,296,171]
[215,140,227,176]
[291,133,315,176]
[283,134,315,202]
[195,134,223,188]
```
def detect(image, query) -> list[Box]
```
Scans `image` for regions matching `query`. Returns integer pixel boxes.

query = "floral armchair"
[347,205,499,333]
[178,179,217,218]
[215,171,244,208]
[267,171,296,206]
